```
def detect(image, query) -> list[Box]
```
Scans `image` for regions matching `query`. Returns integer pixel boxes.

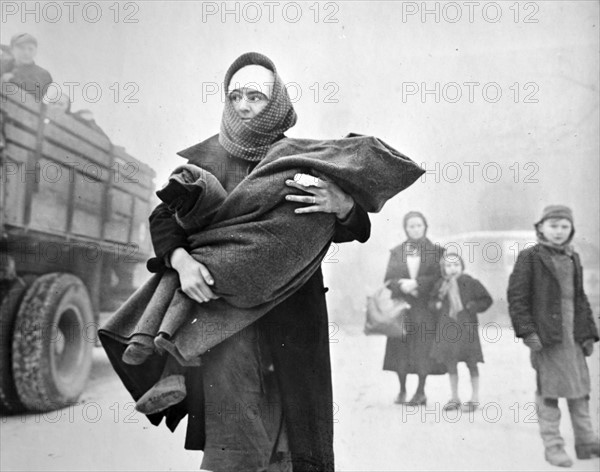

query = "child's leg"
[442,362,461,410]
[467,362,479,403]
[536,393,565,449]
[535,392,574,466]
[567,396,600,459]
[447,362,459,400]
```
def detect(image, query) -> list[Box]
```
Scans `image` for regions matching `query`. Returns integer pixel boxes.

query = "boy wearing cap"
[1,33,52,100]
[508,205,599,467]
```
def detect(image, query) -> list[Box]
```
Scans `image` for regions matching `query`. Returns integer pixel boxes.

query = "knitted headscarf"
[438,253,464,319]
[219,52,297,161]
[403,211,429,255]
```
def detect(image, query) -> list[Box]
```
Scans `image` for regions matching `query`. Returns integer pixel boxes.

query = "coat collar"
[176,134,225,166]
[537,244,561,281]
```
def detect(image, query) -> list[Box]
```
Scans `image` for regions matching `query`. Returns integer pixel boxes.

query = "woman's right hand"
[170,248,218,303]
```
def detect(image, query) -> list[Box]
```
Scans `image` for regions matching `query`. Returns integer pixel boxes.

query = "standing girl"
[429,253,493,411]
[508,205,599,467]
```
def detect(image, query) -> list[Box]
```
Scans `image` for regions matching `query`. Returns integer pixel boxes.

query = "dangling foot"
[406,392,427,406]
[135,375,187,415]
[575,441,600,460]
[545,445,573,467]
[122,342,154,365]
[394,392,408,404]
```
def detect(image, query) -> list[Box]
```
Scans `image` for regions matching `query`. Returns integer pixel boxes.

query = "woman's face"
[443,258,463,277]
[228,88,269,122]
[405,216,426,240]
[539,218,572,245]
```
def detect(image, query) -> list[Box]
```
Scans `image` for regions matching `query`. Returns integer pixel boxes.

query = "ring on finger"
[311,196,316,204]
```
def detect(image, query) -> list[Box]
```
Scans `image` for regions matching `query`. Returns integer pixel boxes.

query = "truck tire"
[0,277,29,414]
[12,273,94,412]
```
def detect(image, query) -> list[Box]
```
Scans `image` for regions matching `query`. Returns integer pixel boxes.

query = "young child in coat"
[429,253,493,412]
[508,205,599,467]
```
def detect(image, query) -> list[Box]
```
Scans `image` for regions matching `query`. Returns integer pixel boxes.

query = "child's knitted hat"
[536,205,574,226]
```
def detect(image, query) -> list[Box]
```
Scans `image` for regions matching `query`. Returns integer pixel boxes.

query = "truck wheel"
[12,273,94,412]
[0,277,29,414]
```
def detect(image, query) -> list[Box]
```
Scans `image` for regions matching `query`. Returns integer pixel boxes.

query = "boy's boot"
[567,396,600,459]
[536,393,573,467]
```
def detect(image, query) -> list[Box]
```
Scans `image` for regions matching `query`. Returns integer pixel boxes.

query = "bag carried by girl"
[364,283,410,337]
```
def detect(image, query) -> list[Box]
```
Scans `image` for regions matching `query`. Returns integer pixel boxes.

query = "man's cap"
[10,33,37,48]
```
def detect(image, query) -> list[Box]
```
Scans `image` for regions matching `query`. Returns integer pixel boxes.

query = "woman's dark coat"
[382,239,447,375]
[507,244,599,347]
[100,134,371,471]
[429,274,493,364]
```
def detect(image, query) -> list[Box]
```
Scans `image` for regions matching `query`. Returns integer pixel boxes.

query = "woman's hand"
[170,248,219,303]
[399,279,418,294]
[582,339,594,356]
[285,173,355,219]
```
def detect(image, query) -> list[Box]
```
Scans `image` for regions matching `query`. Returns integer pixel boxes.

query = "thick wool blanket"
[99,135,424,365]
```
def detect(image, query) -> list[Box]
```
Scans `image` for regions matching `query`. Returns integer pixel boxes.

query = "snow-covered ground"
[1,326,598,471]
[331,325,600,472]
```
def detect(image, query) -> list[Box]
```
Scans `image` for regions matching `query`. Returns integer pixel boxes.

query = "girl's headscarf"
[438,253,464,319]
[219,52,297,161]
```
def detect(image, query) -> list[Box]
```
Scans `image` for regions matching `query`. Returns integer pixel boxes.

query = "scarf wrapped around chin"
[438,274,463,319]
[219,52,298,161]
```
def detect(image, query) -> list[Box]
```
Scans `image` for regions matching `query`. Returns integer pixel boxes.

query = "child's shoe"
[135,375,187,415]
[122,342,154,365]
[575,442,600,459]
[462,401,479,413]
[545,445,573,467]
[442,399,461,411]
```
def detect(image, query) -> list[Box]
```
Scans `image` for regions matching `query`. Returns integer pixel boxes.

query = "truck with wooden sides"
[0,82,156,413]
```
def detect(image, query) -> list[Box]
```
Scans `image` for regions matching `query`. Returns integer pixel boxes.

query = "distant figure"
[429,253,493,412]
[1,33,52,100]
[382,211,446,406]
[508,205,599,467]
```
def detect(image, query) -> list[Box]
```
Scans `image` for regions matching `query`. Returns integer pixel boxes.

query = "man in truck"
[1,33,52,101]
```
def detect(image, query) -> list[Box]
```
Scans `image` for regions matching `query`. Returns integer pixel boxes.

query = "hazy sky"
[3,1,599,313]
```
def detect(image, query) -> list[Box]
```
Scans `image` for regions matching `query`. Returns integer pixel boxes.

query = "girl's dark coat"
[100,134,371,471]
[429,274,493,364]
[382,239,448,375]
[507,244,598,347]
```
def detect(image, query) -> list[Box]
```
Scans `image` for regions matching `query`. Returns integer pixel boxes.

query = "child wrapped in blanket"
[123,166,329,413]
[112,134,424,415]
